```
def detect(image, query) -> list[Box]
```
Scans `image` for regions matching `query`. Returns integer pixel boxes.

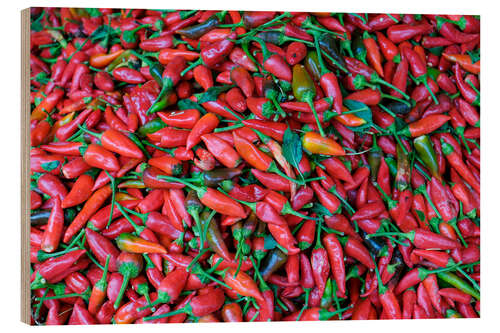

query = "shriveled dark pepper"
[367,135,382,182]
[259,248,288,280]
[384,101,412,115]
[395,144,411,191]
[317,33,347,72]
[187,168,243,187]
[359,229,386,257]
[203,211,231,261]
[256,31,312,46]
[351,31,367,64]
[30,208,76,226]
[177,13,225,39]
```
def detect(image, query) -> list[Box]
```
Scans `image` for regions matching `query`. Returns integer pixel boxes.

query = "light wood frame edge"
[21,7,31,325]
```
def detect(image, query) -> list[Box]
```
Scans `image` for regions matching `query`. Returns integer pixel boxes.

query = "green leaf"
[85,8,102,17]
[84,168,101,178]
[31,11,45,32]
[427,67,440,81]
[427,46,444,56]
[279,80,292,93]
[197,85,234,104]
[343,99,373,132]
[386,263,397,274]
[456,16,467,30]
[178,99,206,114]
[51,283,66,296]
[41,161,60,172]
[89,24,117,45]
[436,16,446,30]
[34,71,50,85]
[263,234,277,250]
[416,209,426,222]
[379,245,389,257]
[467,49,480,64]
[311,203,333,217]
[394,117,407,132]
[261,101,276,119]
[282,128,303,172]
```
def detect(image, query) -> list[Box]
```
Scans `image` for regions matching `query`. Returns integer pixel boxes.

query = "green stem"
[213,122,244,132]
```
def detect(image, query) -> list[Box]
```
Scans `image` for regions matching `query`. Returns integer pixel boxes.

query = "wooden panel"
[20,7,31,325]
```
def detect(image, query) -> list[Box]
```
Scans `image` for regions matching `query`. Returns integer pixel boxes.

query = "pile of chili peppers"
[29,7,480,324]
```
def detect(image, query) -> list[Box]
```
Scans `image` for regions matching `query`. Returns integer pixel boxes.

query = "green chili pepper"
[385,156,397,178]
[304,50,322,81]
[105,50,132,72]
[437,271,480,300]
[413,135,439,179]
[292,64,325,137]
[320,278,334,309]
[131,50,163,86]
[137,117,167,137]
[147,91,174,115]
[182,168,243,187]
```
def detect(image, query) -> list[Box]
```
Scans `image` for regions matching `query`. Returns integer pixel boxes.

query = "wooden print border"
[21,8,31,325]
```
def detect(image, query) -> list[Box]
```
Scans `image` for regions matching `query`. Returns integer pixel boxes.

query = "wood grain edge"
[20,7,31,325]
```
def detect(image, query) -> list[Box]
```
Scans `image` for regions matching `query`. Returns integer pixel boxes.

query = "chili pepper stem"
[186,248,208,272]
[143,307,186,321]
[115,202,146,234]
[296,288,311,321]
[238,12,293,38]
[214,123,244,132]
[320,50,349,74]
[267,161,305,185]
[379,92,411,106]
[181,58,202,77]
[329,187,355,215]
[422,77,440,105]
[36,292,88,301]
[374,78,410,100]
[415,185,442,221]
[305,98,325,137]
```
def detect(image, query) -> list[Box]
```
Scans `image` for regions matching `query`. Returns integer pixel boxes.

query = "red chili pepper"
[200,133,241,168]
[399,115,450,137]
[40,197,64,253]
[441,140,480,193]
[63,185,112,242]
[230,66,255,97]
[387,23,431,43]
